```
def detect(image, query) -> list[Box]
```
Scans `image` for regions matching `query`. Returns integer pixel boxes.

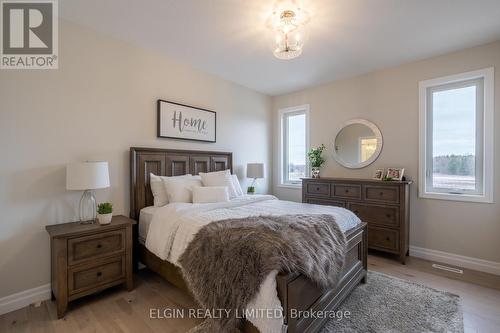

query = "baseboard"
[0,284,51,316]
[410,246,500,276]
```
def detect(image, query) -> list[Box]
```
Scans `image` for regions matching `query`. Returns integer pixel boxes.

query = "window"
[419,68,494,203]
[279,105,309,186]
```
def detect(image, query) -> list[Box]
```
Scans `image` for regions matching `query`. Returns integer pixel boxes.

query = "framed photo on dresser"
[157,99,216,142]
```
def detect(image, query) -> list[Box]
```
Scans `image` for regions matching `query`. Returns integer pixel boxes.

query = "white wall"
[273,41,500,264]
[0,20,272,298]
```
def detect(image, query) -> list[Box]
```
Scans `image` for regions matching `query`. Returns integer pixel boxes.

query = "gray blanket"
[179,214,346,333]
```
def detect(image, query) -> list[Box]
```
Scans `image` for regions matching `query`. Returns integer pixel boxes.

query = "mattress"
[138,206,159,243]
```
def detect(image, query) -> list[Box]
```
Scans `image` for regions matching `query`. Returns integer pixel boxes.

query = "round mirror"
[333,119,383,169]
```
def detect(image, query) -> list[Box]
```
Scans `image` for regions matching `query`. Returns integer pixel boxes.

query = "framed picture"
[157,99,216,142]
[386,167,405,181]
[373,169,384,180]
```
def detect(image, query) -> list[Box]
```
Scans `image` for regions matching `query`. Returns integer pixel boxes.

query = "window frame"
[278,105,310,188]
[418,68,494,203]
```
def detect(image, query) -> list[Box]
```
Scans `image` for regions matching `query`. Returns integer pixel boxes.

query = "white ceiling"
[60,0,500,96]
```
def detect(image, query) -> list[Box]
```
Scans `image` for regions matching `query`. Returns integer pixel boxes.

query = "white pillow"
[150,173,192,206]
[199,170,238,198]
[231,175,244,197]
[192,186,229,203]
[162,177,202,203]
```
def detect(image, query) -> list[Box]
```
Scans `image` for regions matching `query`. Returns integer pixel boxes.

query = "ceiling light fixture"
[267,1,310,60]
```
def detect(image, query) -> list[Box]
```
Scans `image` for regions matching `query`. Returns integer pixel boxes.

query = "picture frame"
[157,99,216,143]
[386,167,405,181]
[373,169,384,180]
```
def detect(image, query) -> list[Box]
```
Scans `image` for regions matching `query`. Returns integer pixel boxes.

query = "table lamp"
[246,163,264,194]
[66,161,110,224]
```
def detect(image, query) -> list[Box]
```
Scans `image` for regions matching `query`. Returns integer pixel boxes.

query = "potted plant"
[308,144,326,178]
[96,202,113,225]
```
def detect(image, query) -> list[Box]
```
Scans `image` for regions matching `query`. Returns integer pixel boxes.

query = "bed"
[130,147,367,333]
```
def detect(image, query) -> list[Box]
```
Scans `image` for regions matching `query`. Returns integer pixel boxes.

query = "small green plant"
[247,186,255,194]
[97,202,112,214]
[308,144,327,168]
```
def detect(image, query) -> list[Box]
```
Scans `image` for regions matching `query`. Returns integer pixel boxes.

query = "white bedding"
[145,195,361,333]
[138,206,159,243]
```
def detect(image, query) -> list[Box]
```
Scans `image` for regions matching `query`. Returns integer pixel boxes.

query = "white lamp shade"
[66,162,110,190]
[247,163,264,179]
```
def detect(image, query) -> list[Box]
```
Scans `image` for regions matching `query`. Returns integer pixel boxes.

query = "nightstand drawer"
[68,256,125,295]
[68,229,125,265]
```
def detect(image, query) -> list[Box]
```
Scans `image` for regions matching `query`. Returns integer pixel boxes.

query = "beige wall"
[0,20,272,298]
[273,41,500,263]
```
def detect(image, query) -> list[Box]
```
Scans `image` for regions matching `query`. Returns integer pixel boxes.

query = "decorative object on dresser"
[246,163,264,194]
[373,169,384,180]
[96,202,113,225]
[308,144,326,178]
[157,99,216,143]
[46,215,135,318]
[66,161,110,224]
[333,119,383,169]
[386,167,405,181]
[302,177,411,264]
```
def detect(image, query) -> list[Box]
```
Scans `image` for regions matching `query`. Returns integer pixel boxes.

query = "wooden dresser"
[46,215,135,318]
[302,177,411,263]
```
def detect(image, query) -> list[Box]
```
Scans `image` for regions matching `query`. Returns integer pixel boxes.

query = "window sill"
[419,191,493,204]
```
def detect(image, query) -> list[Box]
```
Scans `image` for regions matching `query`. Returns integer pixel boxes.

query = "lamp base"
[79,190,96,224]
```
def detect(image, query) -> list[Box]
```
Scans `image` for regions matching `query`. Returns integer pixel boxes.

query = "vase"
[311,167,321,178]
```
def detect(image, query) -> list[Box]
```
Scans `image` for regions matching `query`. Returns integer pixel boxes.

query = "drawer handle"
[386,214,391,218]
[96,243,102,249]
[386,237,390,241]
[345,189,349,193]
[379,192,384,196]
[96,271,102,277]
[316,187,320,191]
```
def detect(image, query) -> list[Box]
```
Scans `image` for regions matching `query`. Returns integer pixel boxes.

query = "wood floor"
[1,254,499,333]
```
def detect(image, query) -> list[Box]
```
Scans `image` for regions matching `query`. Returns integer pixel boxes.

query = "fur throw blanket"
[179,214,346,333]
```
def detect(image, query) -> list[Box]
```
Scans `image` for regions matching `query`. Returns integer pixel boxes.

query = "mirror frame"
[332,118,383,169]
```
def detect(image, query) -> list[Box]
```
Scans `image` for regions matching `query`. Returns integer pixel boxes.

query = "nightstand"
[46,215,136,318]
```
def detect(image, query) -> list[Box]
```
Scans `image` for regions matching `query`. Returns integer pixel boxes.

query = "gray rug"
[321,271,463,333]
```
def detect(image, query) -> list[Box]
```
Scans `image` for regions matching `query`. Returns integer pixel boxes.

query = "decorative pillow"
[192,186,229,203]
[150,173,192,206]
[231,174,244,197]
[162,177,202,203]
[199,170,237,198]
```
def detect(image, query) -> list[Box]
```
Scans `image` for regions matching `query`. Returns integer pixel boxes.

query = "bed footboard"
[275,222,367,333]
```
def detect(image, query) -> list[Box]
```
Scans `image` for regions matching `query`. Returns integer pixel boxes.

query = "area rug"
[321,271,463,333]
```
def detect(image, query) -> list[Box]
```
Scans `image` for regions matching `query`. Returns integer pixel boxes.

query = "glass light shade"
[272,28,306,60]
[267,4,310,60]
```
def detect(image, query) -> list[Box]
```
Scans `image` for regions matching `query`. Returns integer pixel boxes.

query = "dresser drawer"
[305,198,345,208]
[332,184,361,199]
[68,229,125,265]
[368,227,399,253]
[68,256,125,295]
[305,183,330,197]
[364,185,399,203]
[348,203,400,228]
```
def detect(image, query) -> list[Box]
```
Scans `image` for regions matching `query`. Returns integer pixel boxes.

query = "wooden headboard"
[129,147,232,220]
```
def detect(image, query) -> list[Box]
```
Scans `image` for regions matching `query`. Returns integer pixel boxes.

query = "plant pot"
[97,213,112,225]
[311,167,321,178]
